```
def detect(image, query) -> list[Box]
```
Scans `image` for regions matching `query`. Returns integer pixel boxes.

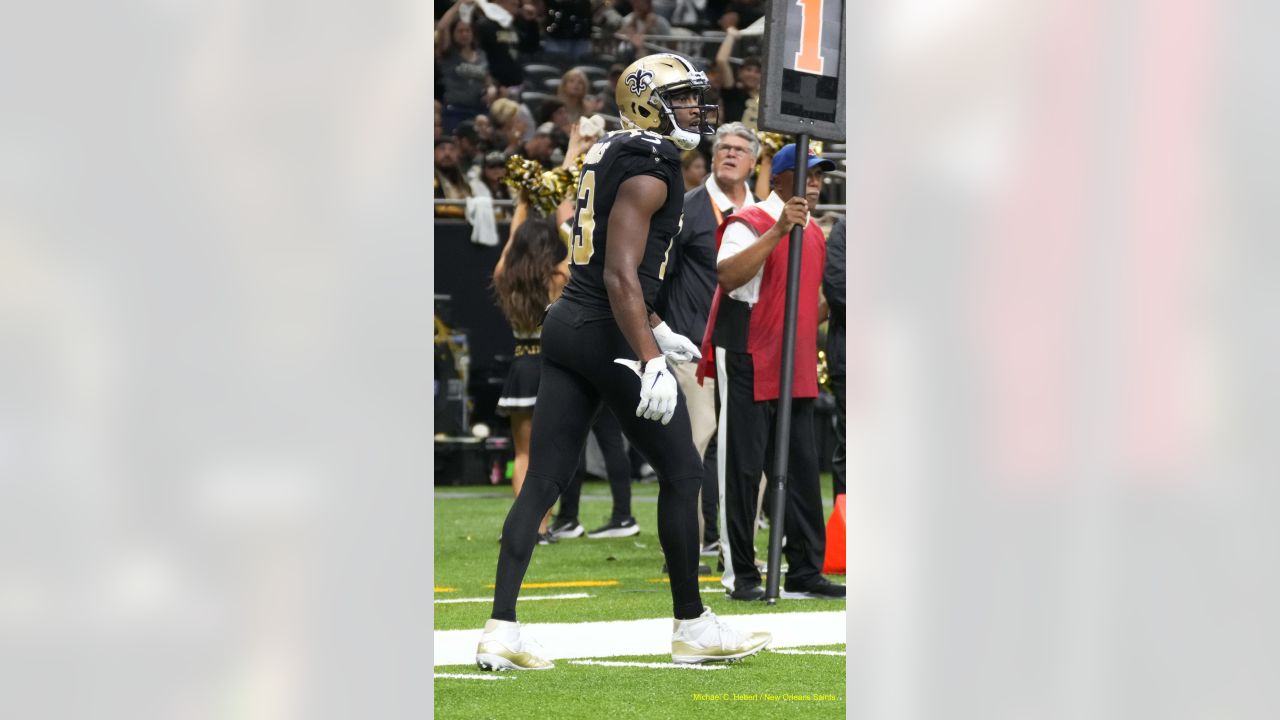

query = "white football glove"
[614,356,679,425]
[651,322,702,365]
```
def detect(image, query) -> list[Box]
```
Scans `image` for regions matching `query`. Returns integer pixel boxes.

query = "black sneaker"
[783,576,845,598]
[537,532,558,546]
[586,517,640,538]
[726,585,766,601]
[548,517,584,539]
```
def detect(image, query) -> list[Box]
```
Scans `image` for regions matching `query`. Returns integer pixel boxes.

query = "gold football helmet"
[615,53,717,150]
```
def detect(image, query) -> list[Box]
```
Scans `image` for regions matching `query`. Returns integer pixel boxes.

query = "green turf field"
[433,479,845,630]
[433,477,846,719]
[434,644,847,720]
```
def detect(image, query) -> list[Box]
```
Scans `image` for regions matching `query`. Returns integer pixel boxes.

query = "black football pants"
[491,300,705,622]
[717,348,827,592]
[557,407,634,523]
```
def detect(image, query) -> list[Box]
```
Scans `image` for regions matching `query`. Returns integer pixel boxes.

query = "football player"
[477,53,772,670]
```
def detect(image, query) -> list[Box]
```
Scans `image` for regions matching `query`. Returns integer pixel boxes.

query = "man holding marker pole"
[697,143,845,601]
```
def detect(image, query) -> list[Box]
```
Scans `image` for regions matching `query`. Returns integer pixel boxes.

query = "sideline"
[433,610,845,666]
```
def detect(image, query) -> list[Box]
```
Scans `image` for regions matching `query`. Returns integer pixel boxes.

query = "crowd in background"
[434,2,848,591]
[432,0,842,221]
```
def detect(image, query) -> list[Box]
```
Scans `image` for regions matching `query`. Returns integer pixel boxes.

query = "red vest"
[697,204,826,401]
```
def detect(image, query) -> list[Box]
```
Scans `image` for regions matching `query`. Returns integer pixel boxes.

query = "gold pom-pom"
[502,155,542,195]
[501,154,584,215]
[755,131,827,174]
[540,167,576,210]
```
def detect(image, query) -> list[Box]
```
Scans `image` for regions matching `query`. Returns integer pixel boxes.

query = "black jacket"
[822,217,846,376]
[655,184,725,346]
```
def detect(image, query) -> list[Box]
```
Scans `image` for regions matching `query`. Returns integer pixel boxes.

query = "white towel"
[465,196,499,246]
[740,16,766,36]
[578,114,607,141]
[475,0,513,28]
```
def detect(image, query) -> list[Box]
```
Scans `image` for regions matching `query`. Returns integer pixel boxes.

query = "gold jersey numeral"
[571,169,597,265]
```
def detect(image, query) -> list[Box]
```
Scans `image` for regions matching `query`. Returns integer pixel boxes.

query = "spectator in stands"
[435,100,446,140]
[593,0,626,41]
[453,120,483,175]
[472,113,497,153]
[436,4,496,132]
[434,137,472,218]
[714,27,760,128]
[543,0,594,61]
[651,0,678,23]
[556,68,604,125]
[619,0,673,62]
[469,151,515,221]
[490,97,537,154]
[471,151,513,195]
[537,98,573,136]
[670,0,705,27]
[470,0,526,96]
[522,123,557,163]
[716,0,764,31]
[536,100,574,159]
[498,119,527,157]
[513,1,544,58]
[682,149,708,192]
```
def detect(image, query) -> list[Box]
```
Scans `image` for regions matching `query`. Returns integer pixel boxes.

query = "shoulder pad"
[613,130,680,163]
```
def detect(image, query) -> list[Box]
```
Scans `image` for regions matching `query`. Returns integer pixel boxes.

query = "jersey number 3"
[571,169,596,265]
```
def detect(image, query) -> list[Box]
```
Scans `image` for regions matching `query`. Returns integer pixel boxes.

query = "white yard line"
[436,592,592,604]
[434,673,516,680]
[771,649,846,656]
[433,610,845,667]
[569,660,728,670]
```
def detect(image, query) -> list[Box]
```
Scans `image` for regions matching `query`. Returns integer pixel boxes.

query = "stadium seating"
[523,64,564,89]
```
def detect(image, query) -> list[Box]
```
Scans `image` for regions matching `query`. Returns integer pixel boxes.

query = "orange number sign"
[793,0,825,74]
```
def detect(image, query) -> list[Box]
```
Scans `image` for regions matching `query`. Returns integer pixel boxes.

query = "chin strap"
[670,126,700,150]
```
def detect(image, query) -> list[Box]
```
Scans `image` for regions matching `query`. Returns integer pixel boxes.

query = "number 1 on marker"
[794,0,825,74]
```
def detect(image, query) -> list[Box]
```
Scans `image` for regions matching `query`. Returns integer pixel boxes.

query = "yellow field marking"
[648,576,722,584]
[483,579,620,589]
[435,587,457,593]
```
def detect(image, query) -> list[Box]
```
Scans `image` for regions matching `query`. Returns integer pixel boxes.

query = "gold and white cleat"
[671,606,771,664]
[476,619,555,671]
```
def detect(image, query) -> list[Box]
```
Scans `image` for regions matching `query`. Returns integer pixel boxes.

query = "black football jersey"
[559,129,685,320]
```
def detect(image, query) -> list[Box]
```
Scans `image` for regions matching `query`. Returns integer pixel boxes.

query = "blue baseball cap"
[770,143,836,178]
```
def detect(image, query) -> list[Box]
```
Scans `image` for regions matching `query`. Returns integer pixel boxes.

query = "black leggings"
[557,407,634,523]
[491,301,705,621]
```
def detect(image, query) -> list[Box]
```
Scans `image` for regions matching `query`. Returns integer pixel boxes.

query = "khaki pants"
[674,361,716,543]
[674,361,717,459]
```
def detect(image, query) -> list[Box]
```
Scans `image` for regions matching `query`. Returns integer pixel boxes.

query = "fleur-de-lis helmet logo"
[625,68,655,97]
